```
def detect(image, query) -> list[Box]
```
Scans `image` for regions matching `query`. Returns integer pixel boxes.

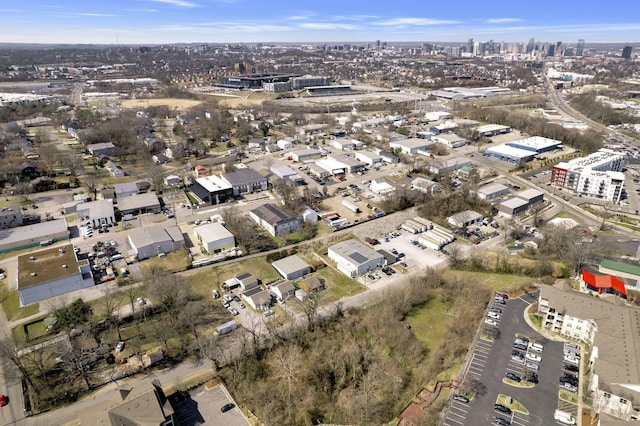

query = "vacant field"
[121,98,202,110]
[443,270,536,293]
[187,256,281,296]
[405,299,453,350]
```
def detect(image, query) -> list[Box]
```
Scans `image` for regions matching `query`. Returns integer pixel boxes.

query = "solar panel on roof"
[348,252,368,264]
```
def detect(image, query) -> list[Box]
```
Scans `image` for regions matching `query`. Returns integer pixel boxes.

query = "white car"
[485,318,499,327]
[487,311,501,320]
[526,352,542,362]
[115,341,125,352]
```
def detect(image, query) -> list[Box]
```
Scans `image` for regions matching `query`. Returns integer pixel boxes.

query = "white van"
[554,409,576,425]
[528,342,544,352]
[109,254,123,262]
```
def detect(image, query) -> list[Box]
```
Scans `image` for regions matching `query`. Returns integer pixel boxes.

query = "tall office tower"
[376,40,380,50]
[556,41,562,56]
[468,38,474,54]
[473,41,480,56]
[622,46,633,59]
[548,44,556,57]
[576,39,585,56]
[526,38,535,54]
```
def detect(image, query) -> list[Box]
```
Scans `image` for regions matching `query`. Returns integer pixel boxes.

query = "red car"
[0,395,8,407]
[496,292,509,300]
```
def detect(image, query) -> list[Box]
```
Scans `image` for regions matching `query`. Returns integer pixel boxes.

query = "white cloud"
[149,0,200,8]
[485,18,524,24]
[297,22,359,30]
[75,13,118,17]
[373,17,461,26]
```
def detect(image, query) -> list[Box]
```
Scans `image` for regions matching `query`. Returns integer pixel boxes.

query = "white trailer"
[554,410,576,425]
[216,320,238,335]
[342,200,360,213]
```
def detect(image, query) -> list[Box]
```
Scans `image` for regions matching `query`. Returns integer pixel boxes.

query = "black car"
[220,403,235,413]
[495,404,512,415]
[494,417,511,426]
[526,375,539,384]
[560,377,579,386]
[564,364,579,372]
[513,343,527,351]
[506,372,521,382]
[452,394,469,403]
[494,298,506,305]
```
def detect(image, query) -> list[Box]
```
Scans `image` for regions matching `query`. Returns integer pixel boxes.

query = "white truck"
[216,320,238,335]
[342,200,360,213]
[554,410,576,425]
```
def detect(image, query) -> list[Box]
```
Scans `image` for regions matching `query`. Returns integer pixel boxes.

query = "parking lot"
[172,383,249,426]
[442,291,578,426]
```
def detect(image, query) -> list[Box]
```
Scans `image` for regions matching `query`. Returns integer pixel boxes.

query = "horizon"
[1,0,640,45]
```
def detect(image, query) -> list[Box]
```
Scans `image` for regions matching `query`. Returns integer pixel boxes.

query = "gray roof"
[194,222,234,243]
[117,192,160,212]
[272,255,310,275]
[516,188,544,201]
[128,225,180,248]
[329,239,384,266]
[79,199,114,218]
[251,203,297,226]
[221,168,266,186]
[477,182,509,195]
[0,219,68,246]
[500,197,529,209]
[114,181,139,196]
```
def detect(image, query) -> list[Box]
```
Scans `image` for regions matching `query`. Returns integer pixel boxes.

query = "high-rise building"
[376,40,380,50]
[622,46,633,59]
[526,37,535,54]
[576,39,585,56]
[547,45,556,57]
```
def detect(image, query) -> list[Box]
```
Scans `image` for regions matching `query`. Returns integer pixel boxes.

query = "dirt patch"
[121,98,202,110]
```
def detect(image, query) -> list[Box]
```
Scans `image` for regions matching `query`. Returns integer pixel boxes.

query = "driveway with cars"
[442,291,568,426]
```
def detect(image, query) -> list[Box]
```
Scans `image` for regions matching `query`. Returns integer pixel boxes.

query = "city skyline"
[1,0,640,45]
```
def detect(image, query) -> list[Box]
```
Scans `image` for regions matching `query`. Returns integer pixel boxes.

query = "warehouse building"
[447,210,484,228]
[193,222,235,254]
[17,244,94,306]
[249,203,302,237]
[271,255,311,280]
[291,148,322,162]
[117,192,161,215]
[328,239,384,278]
[498,197,530,218]
[476,182,510,201]
[77,199,116,227]
[0,205,23,229]
[221,168,269,196]
[127,225,184,260]
[0,219,69,254]
[515,188,544,206]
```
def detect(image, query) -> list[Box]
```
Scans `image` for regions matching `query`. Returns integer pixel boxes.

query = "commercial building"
[316,154,366,175]
[271,255,311,280]
[475,124,511,137]
[189,175,234,205]
[0,219,69,254]
[389,138,432,155]
[506,136,562,154]
[270,166,304,185]
[515,188,544,206]
[127,225,184,260]
[538,283,640,422]
[580,268,627,299]
[447,210,484,228]
[78,380,175,426]
[77,199,116,227]
[17,244,94,306]
[483,144,537,165]
[221,168,269,196]
[551,149,625,202]
[328,239,384,278]
[431,133,468,148]
[291,148,322,162]
[354,150,384,166]
[193,222,235,254]
[249,203,302,237]
[599,258,640,290]
[117,192,161,215]
[476,182,510,201]
[0,205,23,229]
[427,158,472,175]
[498,197,530,218]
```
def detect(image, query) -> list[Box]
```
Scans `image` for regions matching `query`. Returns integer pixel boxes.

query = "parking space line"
[443,416,464,425]
[449,406,468,415]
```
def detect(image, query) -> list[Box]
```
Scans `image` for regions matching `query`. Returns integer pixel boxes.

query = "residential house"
[271,281,297,300]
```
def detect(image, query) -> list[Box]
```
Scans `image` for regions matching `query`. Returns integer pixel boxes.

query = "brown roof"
[17,244,88,289]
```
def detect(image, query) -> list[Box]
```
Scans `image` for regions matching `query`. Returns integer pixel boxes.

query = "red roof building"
[581,269,627,298]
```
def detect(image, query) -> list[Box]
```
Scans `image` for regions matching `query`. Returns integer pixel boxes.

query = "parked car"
[485,318,499,327]
[220,403,235,413]
[0,395,8,407]
[506,372,521,382]
[212,289,220,299]
[487,311,501,320]
[494,417,511,426]
[526,353,542,362]
[452,394,469,403]
[495,404,512,415]
[115,341,125,352]
[564,364,579,373]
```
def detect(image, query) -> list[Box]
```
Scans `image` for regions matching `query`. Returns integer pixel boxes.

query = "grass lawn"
[0,284,40,321]
[187,256,281,296]
[143,250,191,273]
[405,299,453,351]
[443,270,535,293]
[313,266,365,300]
[497,394,529,414]
[559,390,578,404]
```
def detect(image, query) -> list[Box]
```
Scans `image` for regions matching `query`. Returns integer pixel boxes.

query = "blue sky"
[2,0,639,45]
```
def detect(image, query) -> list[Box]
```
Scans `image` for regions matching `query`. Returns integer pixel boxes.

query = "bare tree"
[0,337,37,392]
[102,287,122,340]
[56,333,93,390]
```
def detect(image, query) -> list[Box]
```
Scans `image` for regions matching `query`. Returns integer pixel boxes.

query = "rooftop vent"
[29,256,36,261]
[62,264,68,269]
[30,272,37,277]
